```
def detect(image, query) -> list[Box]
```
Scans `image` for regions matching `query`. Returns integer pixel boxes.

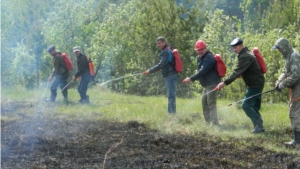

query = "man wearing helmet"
[273,38,300,146]
[183,40,221,125]
[216,38,265,133]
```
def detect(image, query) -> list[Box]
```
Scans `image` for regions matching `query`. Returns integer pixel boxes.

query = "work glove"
[275,83,284,92]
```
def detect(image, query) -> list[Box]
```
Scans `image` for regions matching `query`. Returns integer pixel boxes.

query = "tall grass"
[1,85,298,154]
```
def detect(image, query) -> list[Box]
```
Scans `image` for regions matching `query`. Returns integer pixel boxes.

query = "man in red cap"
[183,40,221,125]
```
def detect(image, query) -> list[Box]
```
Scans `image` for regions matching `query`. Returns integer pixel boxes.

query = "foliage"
[1,0,54,88]
[1,0,300,102]
[92,0,207,96]
[11,42,37,88]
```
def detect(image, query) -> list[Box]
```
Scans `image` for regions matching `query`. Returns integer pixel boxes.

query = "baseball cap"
[73,46,80,52]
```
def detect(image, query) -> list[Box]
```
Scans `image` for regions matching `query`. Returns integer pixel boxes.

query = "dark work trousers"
[50,73,68,101]
[78,72,90,101]
[242,87,264,127]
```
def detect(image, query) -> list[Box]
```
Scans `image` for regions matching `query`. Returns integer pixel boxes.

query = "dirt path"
[1,101,300,168]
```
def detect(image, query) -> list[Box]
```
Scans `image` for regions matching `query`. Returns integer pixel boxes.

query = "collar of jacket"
[238,47,249,56]
[77,53,84,58]
[199,50,211,59]
[54,52,61,57]
[162,45,169,50]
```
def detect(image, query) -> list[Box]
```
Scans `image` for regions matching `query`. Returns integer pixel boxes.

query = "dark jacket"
[53,52,68,76]
[224,47,265,88]
[149,45,177,78]
[75,53,89,78]
[190,51,221,87]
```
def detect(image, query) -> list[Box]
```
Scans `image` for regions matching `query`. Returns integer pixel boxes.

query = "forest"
[2,0,300,102]
[2,1,300,168]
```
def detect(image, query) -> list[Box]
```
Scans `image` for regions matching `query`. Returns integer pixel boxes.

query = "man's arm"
[149,50,169,73]
[279,53,300,88]
[75,54,88,78]
[51,57,60,78]
[190,56,214,81]
[224,55,251,85]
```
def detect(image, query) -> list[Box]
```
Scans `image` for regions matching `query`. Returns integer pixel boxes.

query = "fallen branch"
[102,138,124,169]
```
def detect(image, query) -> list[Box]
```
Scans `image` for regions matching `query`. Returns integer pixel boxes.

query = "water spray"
[42,81,49,99]
[227,88,276,107]
[99,73,143,86]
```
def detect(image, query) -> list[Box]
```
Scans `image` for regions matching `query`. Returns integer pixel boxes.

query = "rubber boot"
[64,97,69,105]
[285,130,300,145]
[85,95,90,104]
[251,118,265,133]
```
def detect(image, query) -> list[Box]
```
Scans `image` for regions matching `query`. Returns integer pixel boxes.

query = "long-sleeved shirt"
[52,52,68,77]
[75,53,89,78]
[224,47,265,88]
[190,51,221,87]
[149,45,177,78]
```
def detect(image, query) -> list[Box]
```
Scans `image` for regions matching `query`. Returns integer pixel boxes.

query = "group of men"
[46,45,91,104]
[143,37,300,146]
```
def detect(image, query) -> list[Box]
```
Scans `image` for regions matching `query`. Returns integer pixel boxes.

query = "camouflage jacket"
[276,38,300,90]
[52,52,68,77]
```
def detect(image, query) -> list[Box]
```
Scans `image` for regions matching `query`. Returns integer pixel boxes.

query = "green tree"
[92,0,207,96]
[1,0,54,88]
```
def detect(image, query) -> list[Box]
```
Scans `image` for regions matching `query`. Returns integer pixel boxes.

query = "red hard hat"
[194,40,206,50]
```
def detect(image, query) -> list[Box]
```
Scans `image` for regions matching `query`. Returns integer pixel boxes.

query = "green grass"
[1,85,298,154]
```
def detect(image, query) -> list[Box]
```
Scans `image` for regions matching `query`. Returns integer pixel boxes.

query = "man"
[182,40,221,125]
[273,38,300,145]
[46,45,69,104]
[72,46,90,104]
[216,38,265,133]
[143,37,178,114]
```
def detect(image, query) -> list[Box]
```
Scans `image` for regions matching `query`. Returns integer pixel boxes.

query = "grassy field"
[1,84,298,155]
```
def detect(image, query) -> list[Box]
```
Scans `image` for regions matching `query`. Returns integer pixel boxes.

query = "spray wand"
[99,73,143,86]
[227,88,276,107]
[61,81,73,92]
[42,81,50,98]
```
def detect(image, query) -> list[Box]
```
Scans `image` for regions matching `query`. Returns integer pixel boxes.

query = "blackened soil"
[1,102,300,169]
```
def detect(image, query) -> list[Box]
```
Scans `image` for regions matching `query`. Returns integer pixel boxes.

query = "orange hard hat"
[194,40,206,50]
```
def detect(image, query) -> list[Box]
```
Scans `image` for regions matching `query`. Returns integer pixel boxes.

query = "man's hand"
[72,76,77,81]
[182,78,191,84]
[216,82,225,90]
[275,83,284,92]
[48,76,52,82]
[143,70,150,74]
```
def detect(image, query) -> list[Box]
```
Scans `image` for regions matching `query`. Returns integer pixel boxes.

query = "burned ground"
[1,101,300,169]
